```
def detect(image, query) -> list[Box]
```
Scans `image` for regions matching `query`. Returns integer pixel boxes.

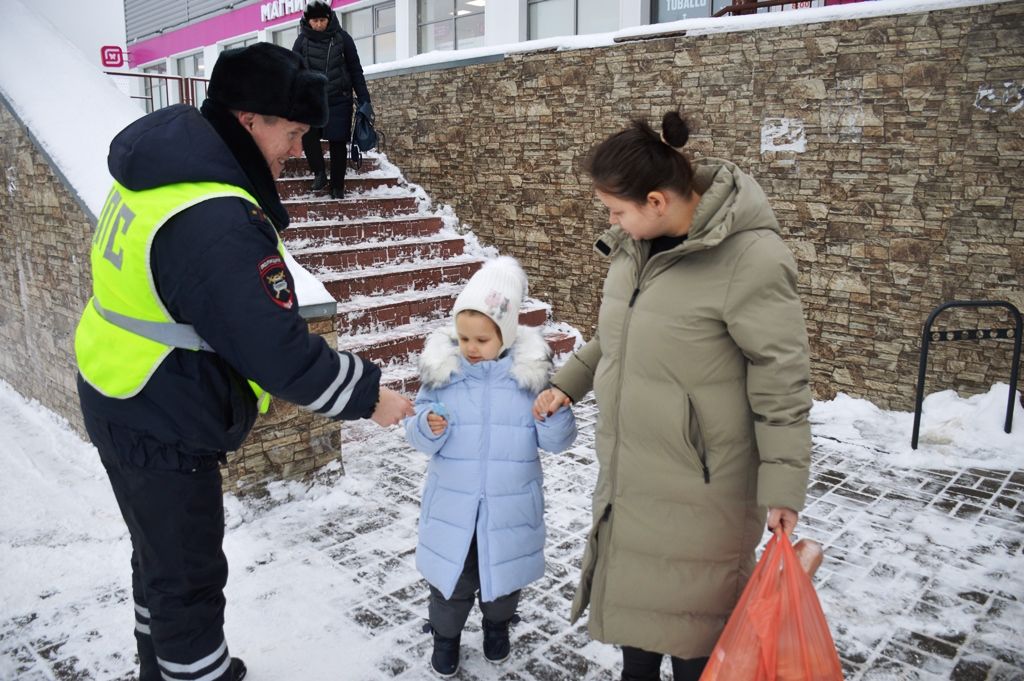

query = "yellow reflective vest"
[75,180,280,413]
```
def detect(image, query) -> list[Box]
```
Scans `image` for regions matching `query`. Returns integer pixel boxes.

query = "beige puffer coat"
[552,158,812,659]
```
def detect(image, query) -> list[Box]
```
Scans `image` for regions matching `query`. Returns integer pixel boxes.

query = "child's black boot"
[482,617,513,663]
[430,630,460,677]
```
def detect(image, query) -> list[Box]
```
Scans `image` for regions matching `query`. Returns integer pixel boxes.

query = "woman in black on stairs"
[291,1,372,199]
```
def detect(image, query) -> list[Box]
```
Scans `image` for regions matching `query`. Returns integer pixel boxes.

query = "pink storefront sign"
[129,0,358,66]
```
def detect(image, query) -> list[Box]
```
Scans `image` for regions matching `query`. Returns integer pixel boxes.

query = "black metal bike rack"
[911,300,1022,449]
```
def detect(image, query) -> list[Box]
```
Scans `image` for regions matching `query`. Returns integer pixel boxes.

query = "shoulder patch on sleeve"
[258,255,294,310]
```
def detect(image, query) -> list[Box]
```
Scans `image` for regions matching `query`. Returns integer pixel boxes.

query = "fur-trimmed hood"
[418,324,552,394]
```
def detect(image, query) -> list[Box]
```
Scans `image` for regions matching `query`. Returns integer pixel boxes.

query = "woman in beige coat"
[534,109,812,680]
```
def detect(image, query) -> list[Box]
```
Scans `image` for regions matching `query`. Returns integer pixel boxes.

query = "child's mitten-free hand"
[427,403,449,435]
[533,388,570,421]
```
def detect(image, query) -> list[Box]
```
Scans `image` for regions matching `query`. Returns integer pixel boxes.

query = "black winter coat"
[77,103,381,455]
[292,13,370,141]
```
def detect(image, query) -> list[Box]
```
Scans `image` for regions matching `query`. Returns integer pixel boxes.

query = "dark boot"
[328,139,347,199]
[430,631,460,677]
[228,657,247,680]
[482,617,511,663]
[311,171,328,191]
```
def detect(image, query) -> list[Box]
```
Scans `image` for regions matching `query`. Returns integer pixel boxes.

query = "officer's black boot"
[430,632,460,677]
[482,617,512,663]
[228,657,247,680]
[311,171,328,191]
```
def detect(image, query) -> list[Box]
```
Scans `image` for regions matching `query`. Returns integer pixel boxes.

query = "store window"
[528,0,617,39]
[344,2,397,64]
[175,51,206,103]
[651,0,728,21]
[141,62,167,113]
[222,35,258,51]
[418,0,485,54]
[271,24,300,49]
[652,0,824,20]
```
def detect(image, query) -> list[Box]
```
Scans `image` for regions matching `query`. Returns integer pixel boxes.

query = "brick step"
[375,331,579,395]
[291,236,465,271]
[320,257,483,300]
[285,195,419,222]
[277,175,399,199]
[339,288,551,335]
[284,216,446,247]
[282,155,381,177]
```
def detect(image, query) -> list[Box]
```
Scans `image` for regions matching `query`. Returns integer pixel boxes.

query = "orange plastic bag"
[700,532,844,681]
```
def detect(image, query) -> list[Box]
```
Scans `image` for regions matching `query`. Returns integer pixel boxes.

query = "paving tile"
[6,394,1023,680]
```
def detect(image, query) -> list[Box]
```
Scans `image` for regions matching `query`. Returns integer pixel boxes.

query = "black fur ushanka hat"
[206,43,328,127]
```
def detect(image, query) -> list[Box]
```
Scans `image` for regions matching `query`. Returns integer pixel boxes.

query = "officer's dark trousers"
[83,412,234,681]
[301,127,347,196]
[428,534,520,639]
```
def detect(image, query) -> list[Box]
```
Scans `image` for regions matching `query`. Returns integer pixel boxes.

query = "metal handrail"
[104,71,210,109]
[911,300,1022,449]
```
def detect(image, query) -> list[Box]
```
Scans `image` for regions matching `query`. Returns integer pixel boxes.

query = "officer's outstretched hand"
[371,387,415,427]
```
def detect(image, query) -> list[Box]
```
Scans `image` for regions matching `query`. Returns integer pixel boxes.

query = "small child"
[404,256,577,677]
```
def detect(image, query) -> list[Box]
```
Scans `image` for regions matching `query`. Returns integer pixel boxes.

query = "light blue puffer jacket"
[405,324,577,601]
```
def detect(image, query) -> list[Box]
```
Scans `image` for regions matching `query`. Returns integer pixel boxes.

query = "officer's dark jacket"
[292,13,369,106]
[78,103,381,455]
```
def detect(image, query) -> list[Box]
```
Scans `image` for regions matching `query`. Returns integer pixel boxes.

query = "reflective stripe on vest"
[75,180,281,413]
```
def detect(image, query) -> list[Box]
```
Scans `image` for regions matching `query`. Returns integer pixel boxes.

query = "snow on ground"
[1,380,1021,680]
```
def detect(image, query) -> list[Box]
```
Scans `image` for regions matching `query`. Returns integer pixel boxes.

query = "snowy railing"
[104,71,210,113]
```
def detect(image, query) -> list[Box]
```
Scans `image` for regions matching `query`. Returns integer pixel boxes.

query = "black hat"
[206,43,328,127]
[304,1,333,20]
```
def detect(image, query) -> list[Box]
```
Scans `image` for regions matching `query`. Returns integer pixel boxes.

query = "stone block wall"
[370,2,1023,410]
[0,102,91,432]
[0,101,342,492]
[226,316,345,491]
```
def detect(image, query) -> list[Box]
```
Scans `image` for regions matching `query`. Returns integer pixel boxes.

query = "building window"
[418,0,485,54]
[651,0,718,21]
[142,62,167,113]
[175,51,204,78]
[271,24,300,49]
[528,0,617,39]
[651,0,825,20]
[175,51,206,104]
[344,2,397,64]
[222,35,258,51]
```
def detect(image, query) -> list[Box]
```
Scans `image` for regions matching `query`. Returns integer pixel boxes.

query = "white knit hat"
[452,256,528,353]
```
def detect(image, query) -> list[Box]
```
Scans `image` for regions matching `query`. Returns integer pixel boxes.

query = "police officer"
[74,43,413,681]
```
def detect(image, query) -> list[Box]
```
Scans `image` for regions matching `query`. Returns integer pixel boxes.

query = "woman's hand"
[533,388,571,421]
[767,507,799,537]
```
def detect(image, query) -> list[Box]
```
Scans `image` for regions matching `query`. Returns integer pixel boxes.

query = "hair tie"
[660,133,683,151]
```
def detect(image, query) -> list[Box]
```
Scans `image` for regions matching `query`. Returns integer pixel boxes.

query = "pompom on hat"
[206,42,328,127]
[304,1,333,20]
[452,257,528,353]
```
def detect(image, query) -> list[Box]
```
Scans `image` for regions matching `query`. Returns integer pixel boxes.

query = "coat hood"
[418,324,552,394]
[108,104,250,192]
[594,157,779,258]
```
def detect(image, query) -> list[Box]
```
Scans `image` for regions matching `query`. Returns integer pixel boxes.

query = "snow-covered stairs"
[279,150,577,394]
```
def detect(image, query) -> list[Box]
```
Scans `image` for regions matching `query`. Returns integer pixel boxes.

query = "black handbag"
[350,101,379,168]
